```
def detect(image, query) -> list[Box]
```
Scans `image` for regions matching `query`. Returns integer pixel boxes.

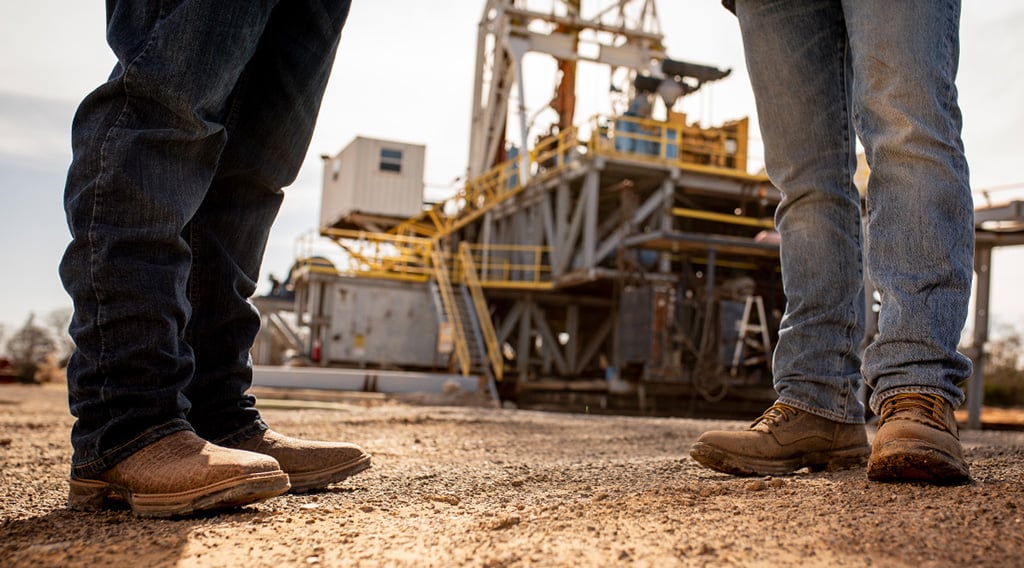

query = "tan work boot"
[226,429,372,493]
[867,393,970,485]
[68,430,290,517]
[690,402,870,476]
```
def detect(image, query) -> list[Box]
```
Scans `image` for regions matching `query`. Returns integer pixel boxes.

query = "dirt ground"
[2,383,1023,568]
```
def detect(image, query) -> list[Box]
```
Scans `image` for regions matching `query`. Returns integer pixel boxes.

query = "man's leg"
[845,0,972,483]
[180,0,370,492]
[60,0,290,514]
[690,0,870,476]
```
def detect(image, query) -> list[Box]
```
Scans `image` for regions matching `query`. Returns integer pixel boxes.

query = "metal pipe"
[967,243,993,429]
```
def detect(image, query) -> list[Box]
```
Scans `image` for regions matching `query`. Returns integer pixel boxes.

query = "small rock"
[429,494,460,505]
[745,480,767,492]
[489,514,521,530]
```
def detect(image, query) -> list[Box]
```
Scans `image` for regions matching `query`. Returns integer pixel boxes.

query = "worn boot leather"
[868,393,970,485]
[68,430,290,517]
[227,429,371,493]
[691,402,870,476]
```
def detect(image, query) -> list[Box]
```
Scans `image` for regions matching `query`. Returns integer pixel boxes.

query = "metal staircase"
[429,249,500,381]
[430,249,473,376]
[458,244,504,381]
[453,285,492,378]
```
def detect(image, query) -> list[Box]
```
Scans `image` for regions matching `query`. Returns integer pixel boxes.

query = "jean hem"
[868,386,963,415]
[776,397,865,425]
[70,419,193,479]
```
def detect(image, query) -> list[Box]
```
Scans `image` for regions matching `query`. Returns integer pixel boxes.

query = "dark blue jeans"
[60,0,351,478]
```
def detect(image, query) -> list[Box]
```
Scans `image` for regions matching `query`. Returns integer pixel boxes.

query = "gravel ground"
[2,382,1023,567]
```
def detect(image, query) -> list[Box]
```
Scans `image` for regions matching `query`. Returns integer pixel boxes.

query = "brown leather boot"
[690,402,870,476]
[227,429,371,493]
[68,430,290,517]
[867,393,970,484]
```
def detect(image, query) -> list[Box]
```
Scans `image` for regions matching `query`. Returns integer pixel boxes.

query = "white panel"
[526,31,577,60]
[325,278,440,368]
[596,44,648,68]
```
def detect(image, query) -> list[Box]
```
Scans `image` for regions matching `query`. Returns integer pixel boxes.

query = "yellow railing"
[389,158,525,239]
[388,113,762,243]
[458,243,554,290]
[458,244,503,381]
[587,113,754,175]
[528,126,579,183]
[430,249,471,376]
[318,228,434,282]
[312,227,555,292]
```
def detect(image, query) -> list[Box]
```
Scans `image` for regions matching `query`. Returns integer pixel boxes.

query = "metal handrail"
[319,113,765,285]
[458,244,504,381]
[458,242,553,289]
[318,228,434,282]
[587,113,751,172]
[430,249,471,376]
[386,112,761,242]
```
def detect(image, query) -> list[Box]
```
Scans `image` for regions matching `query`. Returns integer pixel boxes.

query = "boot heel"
[67,478,110,511]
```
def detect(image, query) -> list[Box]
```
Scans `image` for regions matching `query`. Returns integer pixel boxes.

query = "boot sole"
[690,442,870,476]
[68,471,291,517]
[287,453,373,494]
[867,439,970,485]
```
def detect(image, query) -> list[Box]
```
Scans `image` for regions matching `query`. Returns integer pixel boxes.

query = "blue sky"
[1,1,1023,341]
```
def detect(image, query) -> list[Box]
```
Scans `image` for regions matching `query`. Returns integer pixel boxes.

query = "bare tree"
[4,313,57,382]
[45,307,75,364]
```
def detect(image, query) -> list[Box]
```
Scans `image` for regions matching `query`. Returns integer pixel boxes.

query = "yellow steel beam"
[672,207,774,229]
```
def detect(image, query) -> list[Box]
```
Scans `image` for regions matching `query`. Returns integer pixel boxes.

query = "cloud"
[0,91,76,169]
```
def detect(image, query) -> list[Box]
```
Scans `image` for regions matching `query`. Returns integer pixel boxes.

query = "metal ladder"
[730,295,772,376]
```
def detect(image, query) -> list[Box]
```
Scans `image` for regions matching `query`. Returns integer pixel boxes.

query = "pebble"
[489,514,521,530]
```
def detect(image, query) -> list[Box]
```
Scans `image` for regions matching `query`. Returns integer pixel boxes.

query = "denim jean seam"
[940,0,961,144]
[221,67,252,135]
[185,222,200,346]
[90,4,172,379]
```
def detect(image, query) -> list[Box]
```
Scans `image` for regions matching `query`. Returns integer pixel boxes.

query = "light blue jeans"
[734,0,974,423]
[59,0,351,478]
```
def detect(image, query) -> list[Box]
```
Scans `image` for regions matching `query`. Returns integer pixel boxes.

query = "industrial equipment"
[261,0,784,414]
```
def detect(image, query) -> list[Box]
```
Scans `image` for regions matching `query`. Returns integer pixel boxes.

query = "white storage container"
[320,136,426,228]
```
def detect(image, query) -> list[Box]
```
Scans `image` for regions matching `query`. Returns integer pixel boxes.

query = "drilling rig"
[263,0,783,415]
